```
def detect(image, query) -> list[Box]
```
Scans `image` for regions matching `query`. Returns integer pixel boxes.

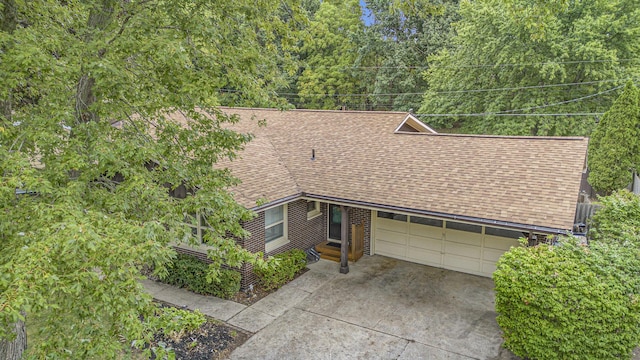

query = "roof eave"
[302,193,570,235]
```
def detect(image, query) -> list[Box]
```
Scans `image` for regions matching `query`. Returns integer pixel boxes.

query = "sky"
[360,0,374,26]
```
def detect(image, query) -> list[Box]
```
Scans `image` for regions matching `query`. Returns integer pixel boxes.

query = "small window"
[265,206,284,242]
[306,200,321,219]
[410,216,443,228]
[377,211,407,222]
[485,227,524,239]
[185,212,211,244]
[446,221,482,234]
[265,204,288,251]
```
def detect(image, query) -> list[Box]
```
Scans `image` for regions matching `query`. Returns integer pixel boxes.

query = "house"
[173,108,589,288]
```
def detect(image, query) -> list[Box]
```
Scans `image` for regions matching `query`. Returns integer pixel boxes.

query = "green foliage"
[0,0,299,357]
[357,0,459,111]
[419,0,640,135]
[589,190,640,247]
[588,83,640,193]
[294,0,366,109]
[144,306,206,342]
[254,249,307,290]
[494,239,640,359]
[162,254,241,299]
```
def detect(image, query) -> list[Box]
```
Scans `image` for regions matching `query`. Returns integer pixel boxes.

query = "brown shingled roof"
[210,108,588,232]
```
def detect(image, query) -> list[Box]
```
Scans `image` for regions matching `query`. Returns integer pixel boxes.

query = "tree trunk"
[75,0,116,124]
[0,314,26,360]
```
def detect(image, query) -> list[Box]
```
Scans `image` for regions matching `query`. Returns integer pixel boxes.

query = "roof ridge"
[219,106,410,115]
[263,134,304,196]
[396,132,587,141]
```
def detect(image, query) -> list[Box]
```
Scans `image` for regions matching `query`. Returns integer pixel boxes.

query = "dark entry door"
[328,204,342,241]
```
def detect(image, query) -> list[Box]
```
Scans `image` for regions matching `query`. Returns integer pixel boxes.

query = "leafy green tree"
[589,190,640,246]
[0,0,293,357]
[494,239,640,359]
[357,0,459,111]
[295,0,366,109]
[587,82,640,193]
[419,0,640,135]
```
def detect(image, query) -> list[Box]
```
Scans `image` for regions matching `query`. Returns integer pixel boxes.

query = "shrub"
[589,190,640,248]
[493,239,640,359]
[162,254,241,299]
[254,249,307,290]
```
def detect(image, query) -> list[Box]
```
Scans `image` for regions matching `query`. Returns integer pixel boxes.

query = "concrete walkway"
[143,257,517,360]
[143,258,339,333]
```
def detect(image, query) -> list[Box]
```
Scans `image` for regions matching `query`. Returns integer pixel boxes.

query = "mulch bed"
[145,302,249,360]
[148,316,248,360]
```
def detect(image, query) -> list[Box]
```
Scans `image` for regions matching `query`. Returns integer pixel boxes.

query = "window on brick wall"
[306,200,321,219]
[185,212,212,244]
[265,204,288,252]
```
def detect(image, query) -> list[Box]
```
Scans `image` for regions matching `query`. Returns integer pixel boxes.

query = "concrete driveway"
[229,256,513,360]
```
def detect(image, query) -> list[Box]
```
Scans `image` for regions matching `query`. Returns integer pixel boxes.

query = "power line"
[497,85,623,114]
[415,85,623,117]
[415,113,604,117]
[218,78,632,98]
[297,58,640,70]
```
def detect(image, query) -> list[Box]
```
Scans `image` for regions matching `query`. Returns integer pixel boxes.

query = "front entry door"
[328,204,342,241]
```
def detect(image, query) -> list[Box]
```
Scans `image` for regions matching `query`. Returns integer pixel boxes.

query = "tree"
[294,0,366,109]
[494,239,640,359]
[356,0,460,111]
[419,0,640,135]
[587,82,640,193]
[0,0,295,357]
[589,190,640,246]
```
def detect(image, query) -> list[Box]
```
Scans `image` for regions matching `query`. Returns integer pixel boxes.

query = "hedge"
[162,253,241,299]
[254,249,307,290]
[493,239,640,359]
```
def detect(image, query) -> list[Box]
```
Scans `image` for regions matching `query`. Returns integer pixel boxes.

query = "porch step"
[315,241,358,262]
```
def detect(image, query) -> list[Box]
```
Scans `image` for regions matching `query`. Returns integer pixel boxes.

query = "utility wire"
[218,78,632,98]
[414,85,623,117]
[297,58,640,70]
[415,113,604,117]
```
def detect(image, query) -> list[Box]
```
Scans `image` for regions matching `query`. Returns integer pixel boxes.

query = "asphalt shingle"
[184,108,589,231]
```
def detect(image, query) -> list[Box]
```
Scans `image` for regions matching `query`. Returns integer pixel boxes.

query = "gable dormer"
[394,114,437,134]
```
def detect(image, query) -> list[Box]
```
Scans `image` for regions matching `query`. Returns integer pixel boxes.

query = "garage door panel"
[444,229,483,246]
[376,240,406,258]
[484,235,521,251]
[409,223,443,239]
[407,248,442,266]
[377,218,408,233]
[408,235,442,252]
[482,262,498,275]
[376,229,408,245]
[444,242,482,258]
[443,254,481,273]
[483,248,508,263]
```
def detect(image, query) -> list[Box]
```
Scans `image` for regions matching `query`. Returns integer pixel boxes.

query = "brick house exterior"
[169,107,588,288]
[235,200,327,289]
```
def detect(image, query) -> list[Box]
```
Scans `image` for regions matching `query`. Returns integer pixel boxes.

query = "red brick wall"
[238,199,326,289]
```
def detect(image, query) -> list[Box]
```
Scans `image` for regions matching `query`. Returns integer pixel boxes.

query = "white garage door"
[373,211,522,277]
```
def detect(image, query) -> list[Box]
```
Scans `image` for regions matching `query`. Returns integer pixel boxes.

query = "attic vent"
[394,115,438,134]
